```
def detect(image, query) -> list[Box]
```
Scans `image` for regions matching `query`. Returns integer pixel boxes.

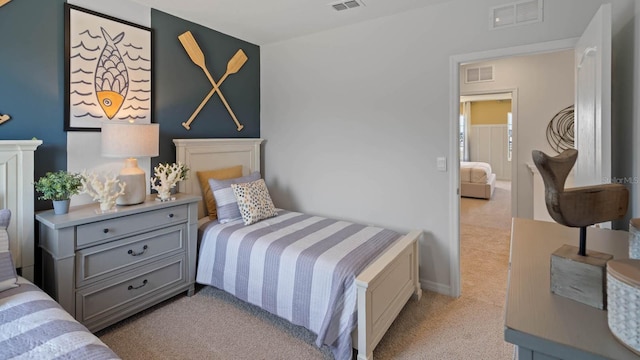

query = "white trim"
[460,93,512,102]
[448,37,578,298]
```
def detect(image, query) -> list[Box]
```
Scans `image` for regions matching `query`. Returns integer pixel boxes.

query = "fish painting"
[95,27,129,119]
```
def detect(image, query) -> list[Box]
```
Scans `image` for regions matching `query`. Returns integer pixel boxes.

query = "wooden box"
[550,244,613,309]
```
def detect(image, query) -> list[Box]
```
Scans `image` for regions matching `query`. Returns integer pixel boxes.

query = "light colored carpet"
[97,181,514,359]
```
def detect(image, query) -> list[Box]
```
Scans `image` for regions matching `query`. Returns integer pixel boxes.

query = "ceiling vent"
[465,66,494,83]
[490,0,543,29]
[331,0,365,11]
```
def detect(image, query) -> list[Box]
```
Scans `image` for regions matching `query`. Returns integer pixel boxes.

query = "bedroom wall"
[260,0,639,294]
[0,0,259,209]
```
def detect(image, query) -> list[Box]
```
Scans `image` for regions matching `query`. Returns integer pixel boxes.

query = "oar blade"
[178,31,206,69]
[227,49,248,74]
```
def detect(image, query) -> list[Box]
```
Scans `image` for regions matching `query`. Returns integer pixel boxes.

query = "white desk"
[505,218,639,360]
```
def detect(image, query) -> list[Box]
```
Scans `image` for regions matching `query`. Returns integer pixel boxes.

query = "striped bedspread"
[0,280,119,360]
[196,210,402,360]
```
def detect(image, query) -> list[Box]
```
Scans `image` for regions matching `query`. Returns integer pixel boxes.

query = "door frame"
[448,38,578,298]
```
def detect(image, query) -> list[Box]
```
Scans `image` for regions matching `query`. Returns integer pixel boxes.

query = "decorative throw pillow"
[0,209,18,292]
[209,171,261,223]
[231,179,278,226]
[197,165,244,220]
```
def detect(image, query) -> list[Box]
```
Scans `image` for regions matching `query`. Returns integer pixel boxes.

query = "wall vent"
[490,0,542,29]
[465,66,494,83]
[330,0,365,11]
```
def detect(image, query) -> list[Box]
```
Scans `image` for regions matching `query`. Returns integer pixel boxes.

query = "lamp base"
[116,158,147,205]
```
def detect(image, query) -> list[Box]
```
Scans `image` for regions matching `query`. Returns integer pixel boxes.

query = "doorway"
[458,92,514,304]
[448,38,578,297]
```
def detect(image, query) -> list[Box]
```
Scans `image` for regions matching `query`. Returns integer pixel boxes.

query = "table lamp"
[101,122,159,205]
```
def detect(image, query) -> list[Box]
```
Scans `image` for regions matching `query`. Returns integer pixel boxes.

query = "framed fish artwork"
[64,4,152,131]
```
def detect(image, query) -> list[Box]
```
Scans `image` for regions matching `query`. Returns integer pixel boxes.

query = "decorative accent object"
[0,114,9,125]
[101,122,159,205]
[532,149,629,309]
[34,171,84,215]
[607,259,640,355]
[546,105,574,154]
[629,218,640,259]
[0,0,12,8]
[65,4,152,131]
[178,31,247,131]
[79,171,126,212]
[150,162,189,201]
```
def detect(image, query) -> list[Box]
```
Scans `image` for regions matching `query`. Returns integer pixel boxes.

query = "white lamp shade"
[101,122,159,158]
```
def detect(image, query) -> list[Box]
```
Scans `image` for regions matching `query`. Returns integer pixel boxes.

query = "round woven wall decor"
[546,105,574,154]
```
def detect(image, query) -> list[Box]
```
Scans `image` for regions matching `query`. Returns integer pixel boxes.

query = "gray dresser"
[505,218,639,359]
[36,194,200,332]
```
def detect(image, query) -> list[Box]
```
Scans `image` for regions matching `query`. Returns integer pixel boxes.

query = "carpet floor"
[97,181,514,359]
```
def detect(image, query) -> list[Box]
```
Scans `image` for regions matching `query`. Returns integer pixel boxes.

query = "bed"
[174,138,422,360]
[460,161,496,199]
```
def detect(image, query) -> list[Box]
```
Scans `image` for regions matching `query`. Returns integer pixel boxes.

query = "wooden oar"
[178,31,246,131]
[0,0,12,8]
[0,114,10,125]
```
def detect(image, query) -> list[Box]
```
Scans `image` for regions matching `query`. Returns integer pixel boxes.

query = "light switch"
[437,157,447,172]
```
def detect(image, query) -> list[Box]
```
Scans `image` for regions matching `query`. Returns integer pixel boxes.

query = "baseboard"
[420,278,451,296]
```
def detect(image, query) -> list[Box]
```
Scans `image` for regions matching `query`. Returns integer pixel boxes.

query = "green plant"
[34,171,84,201]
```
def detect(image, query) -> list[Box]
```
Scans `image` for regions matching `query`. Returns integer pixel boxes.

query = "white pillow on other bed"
[231,179,278,225]
[0,209,18,292]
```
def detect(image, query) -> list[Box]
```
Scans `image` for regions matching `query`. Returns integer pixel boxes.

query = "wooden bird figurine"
[532,149,628,256]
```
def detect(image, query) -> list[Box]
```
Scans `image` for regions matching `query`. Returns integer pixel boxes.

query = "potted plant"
[34,170,84,214]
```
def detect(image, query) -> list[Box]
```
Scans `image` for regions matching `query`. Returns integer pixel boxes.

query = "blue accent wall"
[0,2,260,210]
[0,0,67,210]
[151,9,260,168]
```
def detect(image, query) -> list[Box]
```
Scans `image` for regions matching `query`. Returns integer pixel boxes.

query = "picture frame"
[64,4,152,131]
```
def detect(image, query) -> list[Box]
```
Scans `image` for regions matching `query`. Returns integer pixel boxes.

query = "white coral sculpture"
[80,171,126,211]
[151,162,188,201]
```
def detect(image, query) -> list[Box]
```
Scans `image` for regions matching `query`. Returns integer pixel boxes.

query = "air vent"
[465,66,494,83]
[490,0,542,29]
[330,0,365,11]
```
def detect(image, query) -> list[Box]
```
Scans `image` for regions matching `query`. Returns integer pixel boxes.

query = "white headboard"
[173,138,264,219]
[0,140,42,281]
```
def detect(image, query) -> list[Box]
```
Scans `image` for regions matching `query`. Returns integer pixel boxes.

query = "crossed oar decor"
[178,31,247,131]
[0,113,10,125]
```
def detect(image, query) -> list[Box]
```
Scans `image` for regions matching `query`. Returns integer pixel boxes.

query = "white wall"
[261,0,638,294]
[66,0,152,206]
[461,50,575,218]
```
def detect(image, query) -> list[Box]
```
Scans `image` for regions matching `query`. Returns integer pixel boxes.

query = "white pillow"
[0,209,18,292]
[231,179,278,225]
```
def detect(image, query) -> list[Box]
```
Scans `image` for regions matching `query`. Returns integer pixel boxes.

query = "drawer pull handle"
[168,213,174,218]
[103,229,109,234]
[127,245,148,256]
[128,279,148,290]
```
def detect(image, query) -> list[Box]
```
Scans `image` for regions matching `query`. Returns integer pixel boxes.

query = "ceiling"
[131,0,454,45]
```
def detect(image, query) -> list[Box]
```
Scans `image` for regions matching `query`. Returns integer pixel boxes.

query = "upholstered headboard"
[173,138,264,219]
[0,140,42,281]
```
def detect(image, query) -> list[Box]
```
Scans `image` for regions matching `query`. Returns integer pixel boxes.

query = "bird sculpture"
[532,149,629,256]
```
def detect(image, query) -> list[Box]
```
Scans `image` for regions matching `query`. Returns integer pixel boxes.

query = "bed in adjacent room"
[174,138,422,360]
[460,161,496,199]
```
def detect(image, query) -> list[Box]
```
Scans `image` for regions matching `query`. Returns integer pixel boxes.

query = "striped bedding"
[196,210,402,360]
[0,279,119,360]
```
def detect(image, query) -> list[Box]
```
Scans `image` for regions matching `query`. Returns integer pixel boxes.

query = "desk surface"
[505,218,639,360]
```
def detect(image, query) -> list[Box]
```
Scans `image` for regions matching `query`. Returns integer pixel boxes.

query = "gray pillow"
[209,171,261,223]
[0,209,18,291]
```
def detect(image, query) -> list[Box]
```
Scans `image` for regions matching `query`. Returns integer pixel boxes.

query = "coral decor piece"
[150,162,189,201]
[80,171,126,212]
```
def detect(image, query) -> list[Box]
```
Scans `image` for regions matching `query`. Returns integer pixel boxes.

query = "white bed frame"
[0,140,42,281]
[174,138,422,360]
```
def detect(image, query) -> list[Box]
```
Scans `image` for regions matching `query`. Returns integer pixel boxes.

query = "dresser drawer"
[75,224,186,287]
[76,255,186,325]
[76,205,188,248]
